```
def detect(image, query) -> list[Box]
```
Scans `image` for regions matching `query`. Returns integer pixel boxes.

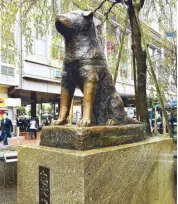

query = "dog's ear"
[82,11,93,22]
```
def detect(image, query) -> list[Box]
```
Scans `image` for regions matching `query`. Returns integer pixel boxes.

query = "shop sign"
[0,98,6,107]
[55,69,62,78]
[0,110,6,114]
[6,98,21,107]
[166,32,176,37]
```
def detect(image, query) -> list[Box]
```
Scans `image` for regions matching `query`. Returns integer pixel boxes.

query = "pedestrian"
[44,118,49,126]
[169,112,174,134]
[24,118,29,131]
[35,117,39,139]
[48,116,52,125]
[16,117,20,137]
[0,112,13,145]
[29,117,38,139]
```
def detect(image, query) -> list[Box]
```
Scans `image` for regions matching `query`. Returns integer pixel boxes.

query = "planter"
[20,132,27,136]
[24,132,32,140]
[20,131,38,139]
[20,132,24,136]
[20,132,31,140]
[37,131,41,138]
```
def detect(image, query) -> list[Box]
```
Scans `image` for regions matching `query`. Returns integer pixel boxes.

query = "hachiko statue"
[54,10,139,127]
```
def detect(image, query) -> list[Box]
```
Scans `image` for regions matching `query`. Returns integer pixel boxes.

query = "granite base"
[18,137,174,204]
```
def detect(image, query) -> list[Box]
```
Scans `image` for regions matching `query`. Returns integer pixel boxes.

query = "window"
[1,49,15,65]
[36,25,47,41]
[1,66,8,74]
[120,68,128,79]
[120,63,128,79]
[1,31,15,48]
[1,66,14,75]
[1,65,15,82]
[8,67,15,76]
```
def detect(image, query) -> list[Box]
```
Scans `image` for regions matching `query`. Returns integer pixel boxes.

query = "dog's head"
[55,10,94,37]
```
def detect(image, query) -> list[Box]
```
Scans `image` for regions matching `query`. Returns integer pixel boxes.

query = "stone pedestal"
[40,124,144,150]
[18,137,175,204]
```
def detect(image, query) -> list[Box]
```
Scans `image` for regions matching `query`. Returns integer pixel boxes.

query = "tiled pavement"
[0,136,40,148]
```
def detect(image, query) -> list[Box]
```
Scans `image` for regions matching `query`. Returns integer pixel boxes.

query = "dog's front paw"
[52,119,68,126]
[77,119,92,127]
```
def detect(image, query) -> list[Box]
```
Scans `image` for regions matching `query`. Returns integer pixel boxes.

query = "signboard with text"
[0,98,6,107]
[166,32,176,37]
[6,98,21,107]
[55,69,62,78]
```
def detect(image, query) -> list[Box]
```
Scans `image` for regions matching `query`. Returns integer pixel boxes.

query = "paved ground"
[0,137,39,204]
[0,185,17,204]
[0,136,40,148]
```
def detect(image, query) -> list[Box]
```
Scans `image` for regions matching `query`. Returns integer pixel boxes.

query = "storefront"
[0,97,21,136]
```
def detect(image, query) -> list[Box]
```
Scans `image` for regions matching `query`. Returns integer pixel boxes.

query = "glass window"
[1,31,15,48]
[1,66,14,76]
[1,66,15,82]
[35,24,47,41]
[120,63,128,79]
[1,66,8,75]
[1,49,15,64]
[120,68,128,79]
[8,67,15,76]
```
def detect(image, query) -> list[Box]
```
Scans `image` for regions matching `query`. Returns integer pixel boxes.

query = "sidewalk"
[0,136,40,149]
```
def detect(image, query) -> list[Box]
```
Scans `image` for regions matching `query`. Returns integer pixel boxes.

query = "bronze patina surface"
[40,124,144,150]
[54,10,140,127]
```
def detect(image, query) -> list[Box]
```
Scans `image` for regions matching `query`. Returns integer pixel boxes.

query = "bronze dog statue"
[54,10,139,127]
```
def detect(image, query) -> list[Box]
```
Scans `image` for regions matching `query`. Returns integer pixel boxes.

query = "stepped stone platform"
[40,124,144,150]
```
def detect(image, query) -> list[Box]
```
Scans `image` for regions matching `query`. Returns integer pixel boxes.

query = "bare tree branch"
[104,2,117,20]
[93,0,108,14]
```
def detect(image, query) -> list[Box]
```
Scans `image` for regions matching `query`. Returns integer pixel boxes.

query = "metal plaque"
[39,166,50,204]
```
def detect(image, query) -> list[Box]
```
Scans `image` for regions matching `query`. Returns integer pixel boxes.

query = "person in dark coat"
[169,112,175,134]
[0,112,13,145]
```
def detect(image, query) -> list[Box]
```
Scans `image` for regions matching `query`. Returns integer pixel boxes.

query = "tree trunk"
[128,6,151,134]
[132,45,139,120]
[132,4,172,137]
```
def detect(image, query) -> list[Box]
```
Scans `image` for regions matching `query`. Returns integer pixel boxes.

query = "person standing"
[29,117,38,139]
[169,112,175,134]
[0,112,13,145]
[16,117,20,137]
